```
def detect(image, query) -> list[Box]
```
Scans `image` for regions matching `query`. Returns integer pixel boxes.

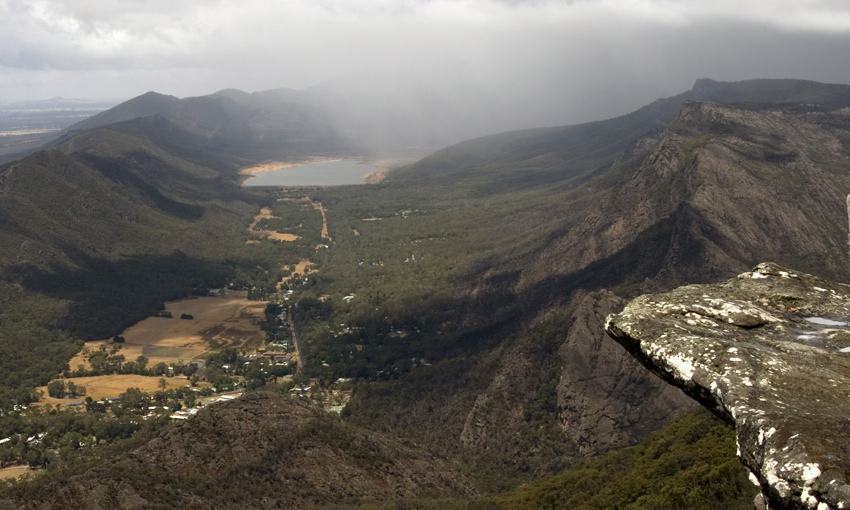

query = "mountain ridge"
[1,78,849,506]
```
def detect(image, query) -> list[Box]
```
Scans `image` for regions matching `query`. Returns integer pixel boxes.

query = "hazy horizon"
[3,0,850,128]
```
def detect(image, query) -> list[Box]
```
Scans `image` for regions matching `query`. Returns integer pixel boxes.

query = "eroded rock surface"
[557,290,696,456]
[606,263,850,510]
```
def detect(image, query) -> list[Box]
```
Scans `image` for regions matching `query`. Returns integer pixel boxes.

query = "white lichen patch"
[794,463,822,483]
[801,486,819,508]
[762,454,783,490]
[666,353,696,380]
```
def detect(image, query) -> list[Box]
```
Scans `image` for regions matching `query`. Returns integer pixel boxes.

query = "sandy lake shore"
[239,157,341,176]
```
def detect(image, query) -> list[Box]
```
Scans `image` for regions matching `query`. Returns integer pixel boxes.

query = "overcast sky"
[2,0,850,126]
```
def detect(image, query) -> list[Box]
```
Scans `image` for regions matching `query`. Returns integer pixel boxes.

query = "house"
[262,352,290,363]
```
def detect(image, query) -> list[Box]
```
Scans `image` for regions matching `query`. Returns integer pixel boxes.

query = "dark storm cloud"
[1,0,850,128]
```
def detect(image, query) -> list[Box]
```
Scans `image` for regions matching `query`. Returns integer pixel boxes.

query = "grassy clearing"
[0,465,33,481]
[69,291,265,370]
[36,374,200,404]
[247,206,301,242]
[278,259,315,289]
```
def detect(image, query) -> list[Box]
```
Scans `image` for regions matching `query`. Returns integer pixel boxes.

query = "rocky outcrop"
[606,263,850,510]
[557,290,696,456]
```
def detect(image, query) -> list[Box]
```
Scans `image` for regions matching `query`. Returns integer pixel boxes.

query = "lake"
[242,159,377,187]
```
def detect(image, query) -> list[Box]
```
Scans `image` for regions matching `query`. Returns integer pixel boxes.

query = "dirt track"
[247,207,300,242]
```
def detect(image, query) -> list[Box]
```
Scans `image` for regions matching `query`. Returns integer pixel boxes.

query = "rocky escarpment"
[457,290,696,470]
[606,263,850,510]
[2,393,475,509]
[522,101,850,293]
[556,290,696,456]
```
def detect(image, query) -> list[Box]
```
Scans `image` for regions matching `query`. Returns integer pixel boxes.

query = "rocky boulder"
[606,263,850,510]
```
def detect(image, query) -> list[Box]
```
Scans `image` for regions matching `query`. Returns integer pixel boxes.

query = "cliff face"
[454,290,696,473]
[606,263,850,510]
[556,290,695,456]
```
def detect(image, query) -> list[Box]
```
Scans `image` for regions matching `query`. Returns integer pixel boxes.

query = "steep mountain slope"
[0,128,252,284]
[520,100,850,292]
[443,99,850,467]
[323,80,850,485]
[52,89,360,174]
[391,78,850,195]
[1,393,476,509]
[60,91,181,134]
[495,409,756,510]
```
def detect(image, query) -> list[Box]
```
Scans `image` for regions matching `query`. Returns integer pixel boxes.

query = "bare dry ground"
[36,375,198,404]
[69,292,266,371]
[247,206,300,242]
[278,259,315,289]
[39,293,262,404]
[238,157,341,176]
[0,465,33,480]
[362,169,387,184]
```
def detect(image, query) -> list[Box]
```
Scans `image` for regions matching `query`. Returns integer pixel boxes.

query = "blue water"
[242,159,377,187]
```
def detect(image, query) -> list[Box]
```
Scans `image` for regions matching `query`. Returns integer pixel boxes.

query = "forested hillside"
[1,78,849,506]
[297,79,850,485]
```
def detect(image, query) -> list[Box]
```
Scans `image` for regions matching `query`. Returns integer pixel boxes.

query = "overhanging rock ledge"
[605,263,850,510]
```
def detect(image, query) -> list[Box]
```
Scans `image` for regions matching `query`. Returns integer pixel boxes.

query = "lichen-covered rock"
[606,263,850,510]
